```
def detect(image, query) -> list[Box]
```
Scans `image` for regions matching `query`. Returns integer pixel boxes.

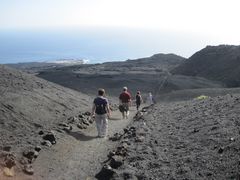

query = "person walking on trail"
[119,86,131,119]
[135,91,143,111]
[91,88,111,138]
[147,92,154,105]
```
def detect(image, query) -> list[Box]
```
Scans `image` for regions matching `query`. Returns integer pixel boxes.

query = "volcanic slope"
[172,45,240,87]
[97,92,240,179]
[36,53,222,97]
[0,65,90,174]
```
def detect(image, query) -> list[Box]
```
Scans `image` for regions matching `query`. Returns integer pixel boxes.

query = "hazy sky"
[0,0,240,62]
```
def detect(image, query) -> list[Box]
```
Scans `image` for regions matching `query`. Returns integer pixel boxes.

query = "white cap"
[123,86,127,91]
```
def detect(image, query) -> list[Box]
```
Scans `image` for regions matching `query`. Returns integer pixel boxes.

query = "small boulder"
[33,151,39,159]
[107,151,116,158]
[77,123,84,129]
[63,125,72,132]
[43,132,56,144]
[67,116,78,123]
[110,155,124,169]
[123,128,129,133]
[95,164,116,179]
[34,146,41,152]
[88,119,94,124]
[115,146,128,157]
[78,114,84,119]
[23,164,34,175]
[41,140,52,147]
[4,154,16,168]
[193,128,199,133]
[82,119,90,126]
[218,147,224,154]
[77,123,87,129]
[38,130,44,135]
[3,167,15,177]
[23,149,35,160]
[129,127,136,131]
[84,111,91,116]
[109,133,123,141]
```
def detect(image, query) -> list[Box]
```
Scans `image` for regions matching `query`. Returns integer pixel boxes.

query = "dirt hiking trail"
[15,106,138,180]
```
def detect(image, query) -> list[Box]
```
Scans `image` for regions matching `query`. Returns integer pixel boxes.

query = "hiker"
[147,92,154,105]
[91,88,111,138]
[119,86,131,119]
[135,91,143,111]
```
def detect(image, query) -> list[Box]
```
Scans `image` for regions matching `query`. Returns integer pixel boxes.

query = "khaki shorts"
[119,103,129,112]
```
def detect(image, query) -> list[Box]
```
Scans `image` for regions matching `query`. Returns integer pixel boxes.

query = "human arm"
[106,103,111,118]
[105,99,111,118]
[119,93,122,105]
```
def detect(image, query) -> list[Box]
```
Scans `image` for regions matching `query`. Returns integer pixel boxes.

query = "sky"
[0,0,240,63]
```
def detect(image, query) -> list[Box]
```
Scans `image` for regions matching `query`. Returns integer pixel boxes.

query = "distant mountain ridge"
[35,53,222,96]
[172,45,240,87]
[123,53,186,70]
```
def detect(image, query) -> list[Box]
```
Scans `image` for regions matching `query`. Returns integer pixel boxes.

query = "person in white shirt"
[147,92,154,105]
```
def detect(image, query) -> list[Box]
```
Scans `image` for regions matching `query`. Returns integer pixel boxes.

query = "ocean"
[0,29,130,64]
[0,28,203,64]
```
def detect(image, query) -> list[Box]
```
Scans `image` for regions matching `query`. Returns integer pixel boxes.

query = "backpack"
[94,97,107,115]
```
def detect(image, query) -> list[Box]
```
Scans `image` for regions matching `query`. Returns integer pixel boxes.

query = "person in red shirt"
[119,86,131,119]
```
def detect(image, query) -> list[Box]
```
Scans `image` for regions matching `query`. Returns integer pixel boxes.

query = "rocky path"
[16,106,137,180]
[96,95,240,179]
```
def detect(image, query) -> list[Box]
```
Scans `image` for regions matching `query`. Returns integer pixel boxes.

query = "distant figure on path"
[147,92,154,105]
[135,91,143,111]
[92,88,111,138]
[119,87,131,119]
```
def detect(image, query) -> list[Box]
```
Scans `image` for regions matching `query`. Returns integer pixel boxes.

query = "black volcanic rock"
[42,132,56,145]
[172,45,240,87]
[98,93,240,179]
[23,164,34,175]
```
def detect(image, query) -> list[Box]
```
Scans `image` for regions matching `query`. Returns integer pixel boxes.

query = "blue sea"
[0,28,206,64]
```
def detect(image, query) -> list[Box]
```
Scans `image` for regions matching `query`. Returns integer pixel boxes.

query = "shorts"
[119,103,129,112]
